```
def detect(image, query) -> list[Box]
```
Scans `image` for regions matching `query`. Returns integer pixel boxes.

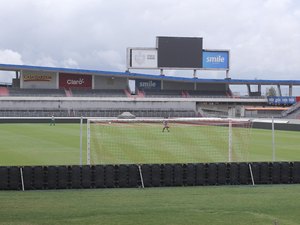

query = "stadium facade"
[1,63,300,119]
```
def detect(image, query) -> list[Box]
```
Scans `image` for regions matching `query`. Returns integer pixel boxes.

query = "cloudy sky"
[1,0,300,83]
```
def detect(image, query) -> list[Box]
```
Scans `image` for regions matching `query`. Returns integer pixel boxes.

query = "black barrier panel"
[163,164,173,187]
[207,164,217,185]
[141,164,152,187]
[118,165,129,188]
[0,167,9,190]
[173,164,184,186]
[292,162,300,183]
[128,165,139,187]
[239,163,250,185]
[23,167,33,190]
[271,162,281,184]
[195,164,206,185]
[47,166,57,189]
[82,166,92,188]
[94,165,105,188]
[33,166,44,189]
[260,163,269,184]
[71,166,81,189]
[281,162,290,184]
[9,167,20,190]
[229,163,239,185]
[217,163,227,185]
[186,164,196,186]
[251,163,260,184]
[105,165,115,188]
[57,166,69,189]
[152,164,161,187]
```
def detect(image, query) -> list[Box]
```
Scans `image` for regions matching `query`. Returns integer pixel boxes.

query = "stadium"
[1,36,300,225]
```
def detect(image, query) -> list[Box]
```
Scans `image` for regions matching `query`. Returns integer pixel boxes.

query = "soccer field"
[0,185,300,225]
[0,123,300,166]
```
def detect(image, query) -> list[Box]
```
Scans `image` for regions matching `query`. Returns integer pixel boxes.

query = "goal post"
[86,117,252,165]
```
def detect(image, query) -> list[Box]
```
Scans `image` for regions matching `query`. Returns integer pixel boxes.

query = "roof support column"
[277,84,282,97]
[247,84,251,96]
[289,84,293,96]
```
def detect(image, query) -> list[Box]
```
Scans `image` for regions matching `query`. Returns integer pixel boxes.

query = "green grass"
[1,123,300,225]
[1,123,300,166]
[0,185,300,225]
[0,123,86,166]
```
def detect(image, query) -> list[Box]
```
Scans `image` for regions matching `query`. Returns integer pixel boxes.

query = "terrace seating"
[0,108,198,118]
[74,109,198,118]
[70,88,127,97]
[186,90,228,97]
[0,87,9,96]
[0,109,69,117]
[142,89,185,98]
[6,88,66,97]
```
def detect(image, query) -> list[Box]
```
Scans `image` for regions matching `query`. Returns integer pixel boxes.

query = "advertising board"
[136,79,161,90]
[267,96,296,105]
[202,50,229,70]
[157,36,203,68]
[21,70,57,89]
[128,48,158,69]
[59,73,92,89]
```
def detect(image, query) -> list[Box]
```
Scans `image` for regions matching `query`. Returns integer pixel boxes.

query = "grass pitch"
[0,123,300,166]
[1,123,300,225]
[0,185,300,225]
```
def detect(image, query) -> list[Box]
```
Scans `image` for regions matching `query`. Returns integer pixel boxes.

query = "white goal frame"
[86,117,252,165]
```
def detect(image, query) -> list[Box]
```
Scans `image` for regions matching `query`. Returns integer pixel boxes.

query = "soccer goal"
[86,117,253,165]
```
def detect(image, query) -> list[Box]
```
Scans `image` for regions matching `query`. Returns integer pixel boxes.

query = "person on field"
[50,114,55,126]
[162,118,170,132]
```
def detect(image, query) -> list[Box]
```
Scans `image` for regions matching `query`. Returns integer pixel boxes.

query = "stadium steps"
[137,89,145,97]
[0,87,9,96]
[64,88,73,97]
[281,101,300,117]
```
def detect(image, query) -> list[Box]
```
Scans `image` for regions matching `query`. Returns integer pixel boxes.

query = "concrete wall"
[0,99,196,110]
[94,76,128,89]
[163,81,194,90]
[196,83,227,91]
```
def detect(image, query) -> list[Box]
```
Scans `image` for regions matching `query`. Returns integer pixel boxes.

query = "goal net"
[87,118,252,165]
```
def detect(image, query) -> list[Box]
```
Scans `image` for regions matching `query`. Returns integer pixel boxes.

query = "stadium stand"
[70,88,127,97]
[0,87,9,96]
[281,102,300,118]
[186,90,229,97]
[142,89,185,98]
[0,108,197,118]
[6,88,66,97]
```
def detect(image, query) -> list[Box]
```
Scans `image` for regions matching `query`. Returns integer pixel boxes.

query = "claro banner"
[59,73,92,88]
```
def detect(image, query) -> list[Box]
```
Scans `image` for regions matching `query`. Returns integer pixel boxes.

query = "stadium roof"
[1,63,300,85]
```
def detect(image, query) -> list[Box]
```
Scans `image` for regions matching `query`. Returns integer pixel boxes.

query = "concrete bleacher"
[0,87,9,96]
[70,89,127,97]
[6,88,66,97]
[0,109,69,117]
[186,90,229,97]
[142,89,185,98]
[0,108,197,118]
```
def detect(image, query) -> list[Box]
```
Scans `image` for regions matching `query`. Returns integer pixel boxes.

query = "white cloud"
[0,49,23,65]
[0,0,300,81]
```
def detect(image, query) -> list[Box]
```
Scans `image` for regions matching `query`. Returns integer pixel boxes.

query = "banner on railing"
[268,96,296,105]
